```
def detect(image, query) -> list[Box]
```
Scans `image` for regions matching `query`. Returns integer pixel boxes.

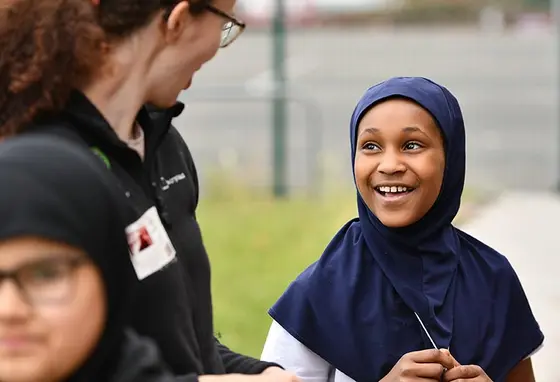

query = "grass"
[197,182,481,358]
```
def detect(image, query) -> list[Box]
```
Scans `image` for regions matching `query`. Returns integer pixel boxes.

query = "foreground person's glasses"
[0,256,87,304]
[205,4,246,48]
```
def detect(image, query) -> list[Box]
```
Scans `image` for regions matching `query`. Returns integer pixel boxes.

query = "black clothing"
[0,135,144,380]
[109,330,179,382]
[29,92,279,379]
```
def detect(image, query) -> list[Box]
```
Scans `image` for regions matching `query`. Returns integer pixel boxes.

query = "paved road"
[173,26,557,193]
[461,192,560,382]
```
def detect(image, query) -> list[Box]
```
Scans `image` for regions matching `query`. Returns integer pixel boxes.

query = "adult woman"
[0,1,294,381]
[261,77,543,382]
[0,134,175,381]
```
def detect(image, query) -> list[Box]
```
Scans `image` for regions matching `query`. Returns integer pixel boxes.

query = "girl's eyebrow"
[402,126,430,138]
[359,127,379,137]
[359,126,430,138]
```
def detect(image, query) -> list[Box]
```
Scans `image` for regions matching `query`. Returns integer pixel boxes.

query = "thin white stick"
[414,312,438,350]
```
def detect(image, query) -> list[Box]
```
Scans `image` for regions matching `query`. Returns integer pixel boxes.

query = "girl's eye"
[404,142,422,150]
[363,142,380,151]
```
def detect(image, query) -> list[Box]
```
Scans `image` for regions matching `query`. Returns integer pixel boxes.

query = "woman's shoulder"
[159,124,198,175]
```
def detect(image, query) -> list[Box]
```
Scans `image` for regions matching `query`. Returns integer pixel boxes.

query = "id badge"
[126,206,176,280]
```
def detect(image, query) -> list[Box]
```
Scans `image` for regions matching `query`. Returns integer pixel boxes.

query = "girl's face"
[0,237,106,382]
[354,98,445,228]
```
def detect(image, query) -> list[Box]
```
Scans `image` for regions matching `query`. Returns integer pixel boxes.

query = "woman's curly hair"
[0,0,196,136]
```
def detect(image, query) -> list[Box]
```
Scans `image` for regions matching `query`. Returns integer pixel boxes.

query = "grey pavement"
[461,192,560,382]
[173,26,558,193]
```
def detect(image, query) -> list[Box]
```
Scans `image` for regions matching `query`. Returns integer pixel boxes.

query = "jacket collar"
[61,91,183,159]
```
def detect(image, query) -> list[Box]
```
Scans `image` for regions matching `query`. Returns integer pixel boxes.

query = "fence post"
[272,0,288,198]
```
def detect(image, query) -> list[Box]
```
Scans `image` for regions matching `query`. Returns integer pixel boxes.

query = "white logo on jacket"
[160,173,186,191]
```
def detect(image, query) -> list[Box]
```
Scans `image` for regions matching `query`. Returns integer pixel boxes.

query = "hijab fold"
[270,77,543,382]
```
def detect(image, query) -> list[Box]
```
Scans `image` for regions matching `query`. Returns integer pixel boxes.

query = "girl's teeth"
[378,186,409,193]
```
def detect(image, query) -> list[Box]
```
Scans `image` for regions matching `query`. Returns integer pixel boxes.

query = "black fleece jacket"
[30,92,279,381]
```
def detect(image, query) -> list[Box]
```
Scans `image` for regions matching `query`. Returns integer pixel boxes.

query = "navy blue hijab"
[270,77,543,382]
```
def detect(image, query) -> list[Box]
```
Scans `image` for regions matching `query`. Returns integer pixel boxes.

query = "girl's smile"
[374,183,417,204]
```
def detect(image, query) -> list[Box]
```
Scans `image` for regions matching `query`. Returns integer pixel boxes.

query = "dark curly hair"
[0,0,205,136]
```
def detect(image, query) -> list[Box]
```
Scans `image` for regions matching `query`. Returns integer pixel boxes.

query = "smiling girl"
[260,77,544,382]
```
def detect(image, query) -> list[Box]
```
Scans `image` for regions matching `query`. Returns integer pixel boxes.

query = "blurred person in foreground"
[0,134,176,381]
[0,0,297,381]
[261,77,543,382]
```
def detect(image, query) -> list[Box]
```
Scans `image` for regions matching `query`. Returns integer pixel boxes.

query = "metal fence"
[174,21,557,197]
[180,89,324,196]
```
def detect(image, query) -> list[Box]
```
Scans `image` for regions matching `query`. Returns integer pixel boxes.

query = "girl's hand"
[380,349,457,381]
[443,365,492,381]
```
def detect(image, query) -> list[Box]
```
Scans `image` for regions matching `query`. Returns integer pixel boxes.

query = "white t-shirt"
[126,123,145,159]
[261,320,356,382]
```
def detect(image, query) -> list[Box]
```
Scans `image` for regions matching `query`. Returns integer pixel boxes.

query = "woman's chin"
[183,77,193,90]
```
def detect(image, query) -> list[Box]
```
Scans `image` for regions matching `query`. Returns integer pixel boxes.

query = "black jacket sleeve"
[110,329,201,382]
[167,121,283,375]
[215,338,282,374]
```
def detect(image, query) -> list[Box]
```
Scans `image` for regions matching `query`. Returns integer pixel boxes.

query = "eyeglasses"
[205,4,246,48]
[0,256,87,305]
